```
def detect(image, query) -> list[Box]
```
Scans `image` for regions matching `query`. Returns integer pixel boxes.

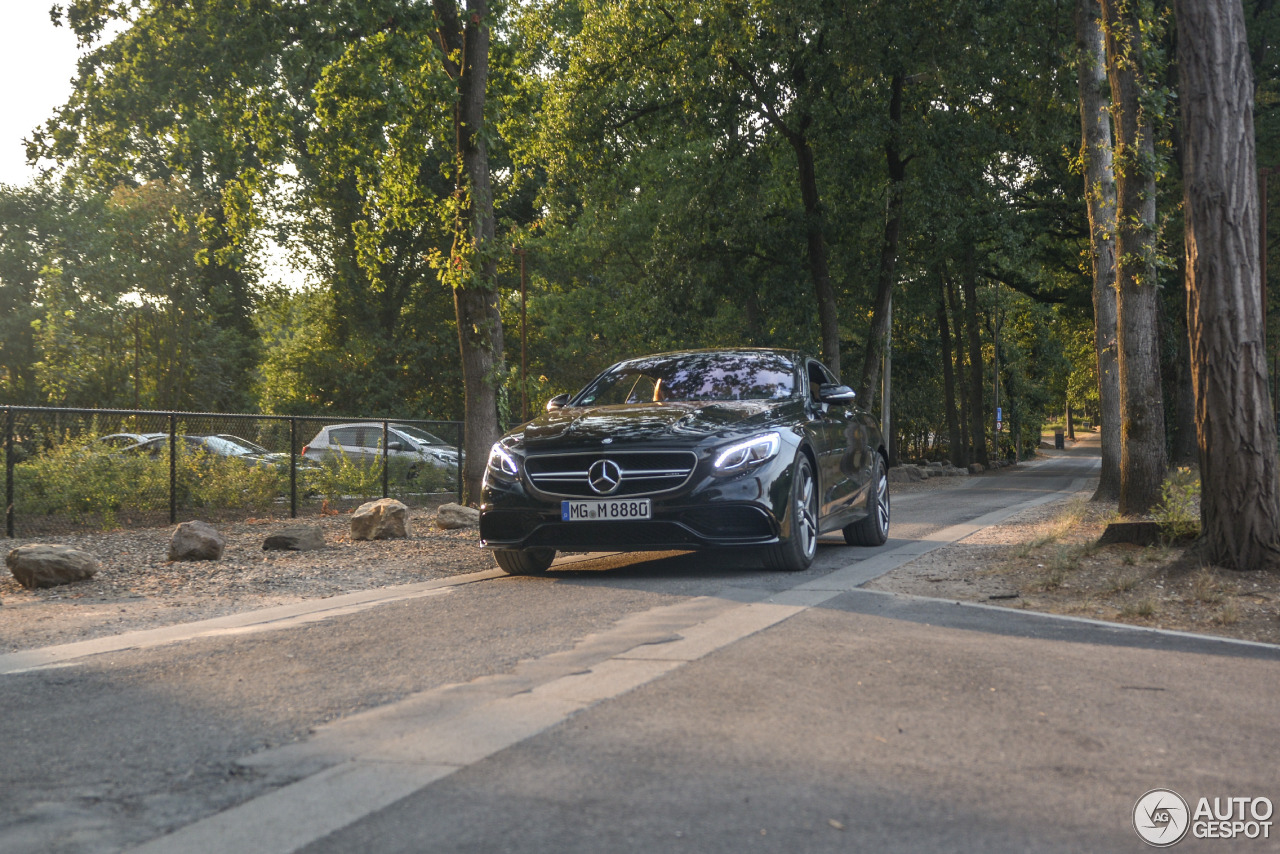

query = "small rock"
[968,463,986,475]
[435,503,480,530]
[263,525,326,551]
[169,521,225,561]
[7,544,99,589]
[351,498,410,541]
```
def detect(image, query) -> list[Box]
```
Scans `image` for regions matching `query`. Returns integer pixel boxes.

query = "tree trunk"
[1177,0,1280,570]
[937,278,962,467]
[436,0,504,505]
[1075,3,1121,497]
[1100,0,1167,515]
[860,72,907,410]
[1171,281,1199,465]
[789,134,841,377]
[947,272,970,467]
[961,260,989,466]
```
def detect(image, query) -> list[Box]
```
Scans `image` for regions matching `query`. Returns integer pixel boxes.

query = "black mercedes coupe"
[479,349,889,574]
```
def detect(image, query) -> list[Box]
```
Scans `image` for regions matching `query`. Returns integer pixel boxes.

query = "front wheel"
[844,454,889,547]
[494,547,556,575]
[763,456,818,572]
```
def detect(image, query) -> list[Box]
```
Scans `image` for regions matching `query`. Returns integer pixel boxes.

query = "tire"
[844,453,890,547]
[763,456,818,572]
[493,547,556,575]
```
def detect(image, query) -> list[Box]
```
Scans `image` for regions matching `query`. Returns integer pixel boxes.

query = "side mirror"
[386,441,404,451]
[546,393,571,412]
[818,383,857,404]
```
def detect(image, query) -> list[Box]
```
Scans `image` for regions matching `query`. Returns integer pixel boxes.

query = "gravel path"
[1,467,987,655]
[0,511,494,653]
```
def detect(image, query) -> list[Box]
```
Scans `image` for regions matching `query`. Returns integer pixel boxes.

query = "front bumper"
[480,456,794,552]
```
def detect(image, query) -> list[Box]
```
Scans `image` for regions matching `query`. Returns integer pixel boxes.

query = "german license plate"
[561,498,652,521]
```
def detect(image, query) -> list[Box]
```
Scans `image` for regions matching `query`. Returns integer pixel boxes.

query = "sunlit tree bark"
[1176,0,1280,570]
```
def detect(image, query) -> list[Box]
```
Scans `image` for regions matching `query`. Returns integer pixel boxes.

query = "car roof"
[609,348,806,371]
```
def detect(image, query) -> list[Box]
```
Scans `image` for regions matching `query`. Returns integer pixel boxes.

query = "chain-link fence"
[3,406,464,537]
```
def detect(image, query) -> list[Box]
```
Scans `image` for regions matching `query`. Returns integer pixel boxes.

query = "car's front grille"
[525,451,698,498]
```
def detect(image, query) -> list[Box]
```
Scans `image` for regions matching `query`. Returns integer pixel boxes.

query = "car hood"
[521,400,791,448]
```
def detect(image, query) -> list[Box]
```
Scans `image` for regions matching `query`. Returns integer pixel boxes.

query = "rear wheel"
[844,454,889,546]
[763,456,818,572]
[493,547,556,575]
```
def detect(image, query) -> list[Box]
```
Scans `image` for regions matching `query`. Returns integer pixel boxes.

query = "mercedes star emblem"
[588,459,623,495]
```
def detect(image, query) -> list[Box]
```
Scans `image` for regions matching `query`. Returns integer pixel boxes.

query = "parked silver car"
[302,423,460,472]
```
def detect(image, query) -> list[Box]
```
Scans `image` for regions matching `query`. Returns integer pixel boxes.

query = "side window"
[354,427,383,448]
[806,362,826,402]
[329,427,360,447]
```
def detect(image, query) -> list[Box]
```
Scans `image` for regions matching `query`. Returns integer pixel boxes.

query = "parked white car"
[301,423,460,473]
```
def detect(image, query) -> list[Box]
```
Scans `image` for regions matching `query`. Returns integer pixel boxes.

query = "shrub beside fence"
[3,406,464,537]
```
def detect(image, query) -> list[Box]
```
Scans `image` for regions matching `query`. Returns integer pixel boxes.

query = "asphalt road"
[3,445,1278,853]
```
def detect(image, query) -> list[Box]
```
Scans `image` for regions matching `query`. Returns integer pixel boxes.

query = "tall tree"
[1076,0,1122,501]
[1100,0,1168,514]
[434,0,505,504]
[1177,0,1280,569]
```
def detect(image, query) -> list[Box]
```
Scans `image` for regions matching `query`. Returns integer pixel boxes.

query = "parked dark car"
[95,432,166,453]
[133,434,311,470]
[479,348,889,575]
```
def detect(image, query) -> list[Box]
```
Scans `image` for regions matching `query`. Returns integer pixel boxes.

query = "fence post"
[169,413,177,525]
[455,425,463,503]
[381,420,390,499]
[5,407,13,538]
[290,417,298,518]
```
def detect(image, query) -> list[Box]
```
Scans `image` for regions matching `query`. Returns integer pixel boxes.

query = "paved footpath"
[3,445,1278,853]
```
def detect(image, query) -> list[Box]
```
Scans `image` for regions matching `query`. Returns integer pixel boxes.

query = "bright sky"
[0,2,86,186]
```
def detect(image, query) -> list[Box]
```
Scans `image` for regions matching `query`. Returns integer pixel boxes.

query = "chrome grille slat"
[526,450,698,498]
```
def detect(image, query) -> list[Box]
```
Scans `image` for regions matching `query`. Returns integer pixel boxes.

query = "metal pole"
[289,417,297,518]
[382,420,390,499]
[169,412,177,525]
[455,427,463,503]
[5,407,13,538]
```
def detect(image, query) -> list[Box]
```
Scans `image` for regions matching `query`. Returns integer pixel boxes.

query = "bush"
[1152,467,1200,540]
[302,450,457,501]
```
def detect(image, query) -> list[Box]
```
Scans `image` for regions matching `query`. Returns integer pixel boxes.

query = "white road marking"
[0,569,504,676]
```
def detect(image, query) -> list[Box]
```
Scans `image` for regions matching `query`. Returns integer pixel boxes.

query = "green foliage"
[13,432,283,527]
[302,450,456,502]
[9,0,1279,463]
[1152,467,1200,540]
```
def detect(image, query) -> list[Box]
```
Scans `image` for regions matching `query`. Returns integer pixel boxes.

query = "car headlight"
[713,432,781,472]
[487,443,519,476]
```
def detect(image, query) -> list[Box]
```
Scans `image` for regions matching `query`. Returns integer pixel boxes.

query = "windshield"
[574,352,798,406]
[206,435,272,455]
[392,424,450,447]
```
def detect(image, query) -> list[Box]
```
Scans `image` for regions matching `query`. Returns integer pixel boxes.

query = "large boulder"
[169,521,225,561]
[968,463,986,475]
[351,498,410,541]
[7,544,99,589]
[435,503,480,530]
[263,525,326,551]
[888,464,926,483]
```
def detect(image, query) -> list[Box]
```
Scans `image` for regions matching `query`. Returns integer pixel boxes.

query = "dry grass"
[870,481,1280,646]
